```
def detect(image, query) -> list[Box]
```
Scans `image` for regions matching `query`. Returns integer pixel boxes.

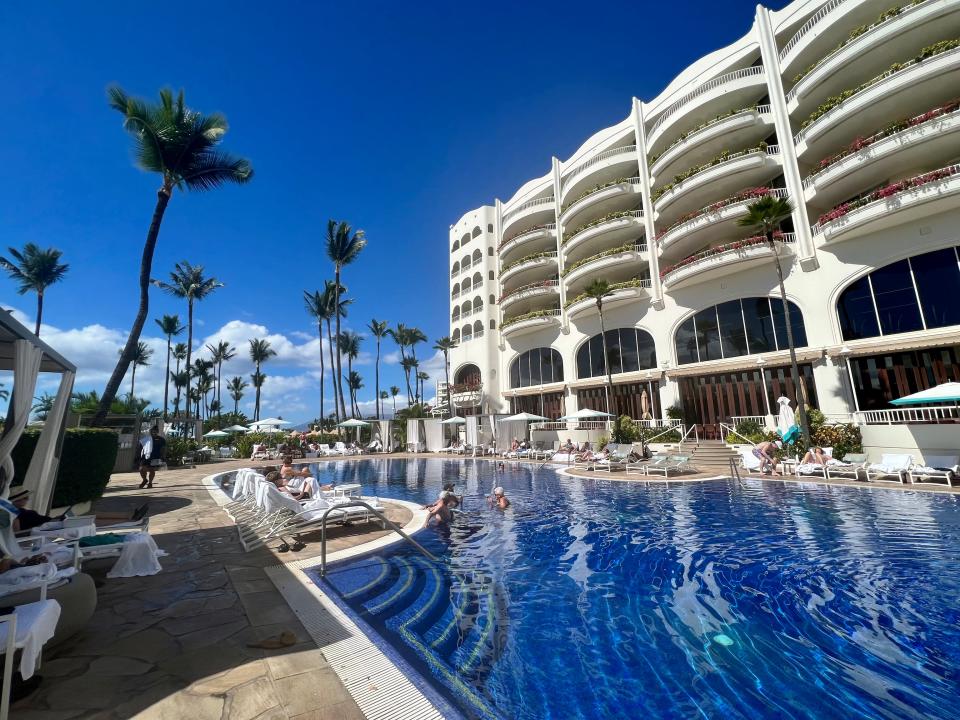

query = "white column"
[23,371,75,513]
[495,198,506,353]
[632,97,664,309]
[551,157,567,320]
[755,6,818,269]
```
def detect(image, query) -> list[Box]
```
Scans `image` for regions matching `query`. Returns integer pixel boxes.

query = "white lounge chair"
[255,486,386,550]
[331,442,348,455]
[644,455,695,477]
[824,453,868,481]
[907,455,959,486]
[865,453,913,483]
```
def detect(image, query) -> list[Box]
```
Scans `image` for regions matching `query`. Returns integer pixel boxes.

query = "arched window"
[838,246,960,340]
[674,297,807,365]
[452,261,460,275]
[461,277,472,294]
[472,249,482,264]
[472,226,482,238]
[461,254,471,268]
[452,239,459,252]
[461,300,471,314]
[489,294,495,305]
[462,324,473,341]
[488,270,495,281]
[455,364,481,386]
[510,348,564,388]
[452,307,461,321]
[472,271,482,287]
[577,328,656,378]
[473,320,483,332]
[452,328,461,342]
[461,233,471,246]
[452,282,460,298]
[473,296,483,313]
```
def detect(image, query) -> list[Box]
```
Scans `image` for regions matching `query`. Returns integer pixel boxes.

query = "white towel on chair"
[0,599,61,679]
[107,532,162,578]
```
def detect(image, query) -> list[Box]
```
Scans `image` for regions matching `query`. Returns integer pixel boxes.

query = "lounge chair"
[626,452,666,475]
[907,455,960,486]
[530,442,552,461]
[644,455,695,478]
[824,453,868,481]
[331,442,348,455]
[865,453,913,483]
[593,446,631,472]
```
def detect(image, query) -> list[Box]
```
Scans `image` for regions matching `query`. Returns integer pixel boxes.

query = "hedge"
[10,428,119,507]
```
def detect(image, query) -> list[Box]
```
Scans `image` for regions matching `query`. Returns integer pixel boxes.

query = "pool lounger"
[907,455,960,486]
[824,454,868,481]
[644,455,695,477]
[864,453,913,483]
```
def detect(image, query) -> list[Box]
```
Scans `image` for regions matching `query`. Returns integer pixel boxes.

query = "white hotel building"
[445,0,960,447]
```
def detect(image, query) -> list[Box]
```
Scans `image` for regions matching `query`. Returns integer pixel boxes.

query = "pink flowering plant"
[817,166,958,226]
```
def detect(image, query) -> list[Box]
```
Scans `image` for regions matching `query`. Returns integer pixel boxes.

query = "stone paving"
[13,458,411,720]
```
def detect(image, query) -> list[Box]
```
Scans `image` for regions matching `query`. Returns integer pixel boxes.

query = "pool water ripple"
[305,459,960,719]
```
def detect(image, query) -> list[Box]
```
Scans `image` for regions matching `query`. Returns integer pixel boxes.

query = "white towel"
[0,599,62,679]
[106,532,162,578]
[0,562,58,595]
[30,520,96,541]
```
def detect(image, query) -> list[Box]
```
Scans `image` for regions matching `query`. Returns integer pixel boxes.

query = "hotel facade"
[445,0,960,444]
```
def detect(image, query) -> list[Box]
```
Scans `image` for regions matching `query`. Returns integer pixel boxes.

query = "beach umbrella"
[890,382,960,405]
[223,424,249,433]
[250,417,290,429]
[439,416,466,424]
[203,430,229,438]
[338,418,370,443]
[557,408,613,420]
[498,412,549,422]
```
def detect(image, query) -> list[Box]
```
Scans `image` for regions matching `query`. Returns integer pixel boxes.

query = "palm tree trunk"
[318,321,325,424]
[404,367,413,406]
[392,395,397,416]
[130,363,137,404]
[444,352,452,419]
[325,319,340,425]
[92,186,171,426]
[35,292,43,336]
[333,267,347,422]
[163,337,171,421]
[375,339,381,420]
[173,355,181,416]
[769,233,811,446]
[234,395,239,415]
[254,361,261,421]
[597,300,613,417]
[185,298,194,420]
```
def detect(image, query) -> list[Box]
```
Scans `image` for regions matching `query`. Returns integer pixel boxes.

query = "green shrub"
[734,419,763,437]
[11,428,119,507]
[164,436,198,466]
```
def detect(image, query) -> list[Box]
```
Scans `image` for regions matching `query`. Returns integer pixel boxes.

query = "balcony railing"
[500,308,562,329]
[563,210,644,247]
[649,105,772,167]
[653,144,780,203]
[502,196,555,224]
[660,233,796,281]
[451,290,461,300]
[564,277,652,309]
[562,145,638,189]
[562,242,648,278]
[779,0,848,61]
[649,66,765,138]
[853,406,960,425]
[500,251,558,276]
[498,279,560,304]
[561,177,641,214]
[473,329,485,340]
[498,223,556,252]
[655,187,789,246]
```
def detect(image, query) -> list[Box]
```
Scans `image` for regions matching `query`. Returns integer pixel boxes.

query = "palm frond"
[181,151,254,191]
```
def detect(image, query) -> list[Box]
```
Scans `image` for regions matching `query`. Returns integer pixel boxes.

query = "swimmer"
[489,486,510,510]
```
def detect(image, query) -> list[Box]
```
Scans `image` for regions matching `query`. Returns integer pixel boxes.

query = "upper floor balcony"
[562,243,648,295]
[498,223,557,264]
[652,144,782,224]
[499,251,559,289]
[810,163,960,243]
[499,279,561,314]
[649,105,773,181]
[787,0,960,115]
[559,177,642,230]
[562,210,645,263]
[803,99,960,208]
[646,65,768,155]
[559,145,640,205]
[656,187,788,262]
[660,234,796,291]
[500,195,555,239]
[793,41,960,160]
[564,277,652,320]
[500,309,562,340]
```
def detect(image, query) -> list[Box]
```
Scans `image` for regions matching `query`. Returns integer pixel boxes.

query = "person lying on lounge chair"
[801,447,830,465]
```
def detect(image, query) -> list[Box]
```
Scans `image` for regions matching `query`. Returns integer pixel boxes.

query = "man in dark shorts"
[139,426,167,489]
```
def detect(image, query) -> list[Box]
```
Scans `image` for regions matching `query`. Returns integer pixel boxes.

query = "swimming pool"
[302,458,960,719]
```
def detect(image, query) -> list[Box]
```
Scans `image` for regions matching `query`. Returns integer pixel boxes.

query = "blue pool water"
[301,458,960,719]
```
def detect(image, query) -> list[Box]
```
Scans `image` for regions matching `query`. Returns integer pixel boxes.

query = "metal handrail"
[319,500,437,576]
[720,422,758,447]
[562,145,638,188]
[503,196,555,223]
[677,423,699,451]
[645,422,685,445]
[780,0,847,61]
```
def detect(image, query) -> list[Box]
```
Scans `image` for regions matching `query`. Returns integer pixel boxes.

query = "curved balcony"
[653,146,781,222]
[499,279,560,313]
[562,244,648,295]
[499,252,558,288]
[656,187,788,261]
[646,66,768,154]
[560,178,642,229]
[804,102,960,208]
[500,309,562,340]
[649,105,773,181]
[660,235,796,291]
[779,0,887,75]
[560,145,639,204]
[811,163,960,243]
[787,0,960,113]
[565,279,652,320]
[501,195,556,238]
[562,210,644,263]
[794,44,960,160]
[498,223,557,263]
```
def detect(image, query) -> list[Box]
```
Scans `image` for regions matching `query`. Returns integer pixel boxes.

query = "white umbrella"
[557,408,613,420]
[223,424,249,433]
[337,419,370,428]
[498,412,549,422]
[251,417,290,428]
[203,430,230,439]
[776,396,799,444]
[440,416,466,425]
[890,382,960,405]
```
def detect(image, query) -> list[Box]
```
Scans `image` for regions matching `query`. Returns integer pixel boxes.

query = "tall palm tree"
[338,331,362,417]
[390,324,413,402]
[738,195,810,445]
[153,261,223,419]
[433,336,457,418]
[155,314,184,420]
[171,343,187,415]
[417,371,430,406]
[390,386,400,417]
[367,319,389,419]
[0,243,69,336]
[33,393,55,422]
[304,289,329,426]
[583,279,615,420]
[192,358,215,419]
[400,357,418,406]
[348,371,364,418]
[319,280,351,424]
[380,390,389,417]
[249,338,276,421]
[94,87,252,426]
[227,376,248,416]
[326,220,367,424]
[171,369,189,416]
[121,341,153,404]
[207,340,236,426]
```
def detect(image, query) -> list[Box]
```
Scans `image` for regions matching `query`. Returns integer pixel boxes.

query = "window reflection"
[509,348,563,389]
[576,328,658,379]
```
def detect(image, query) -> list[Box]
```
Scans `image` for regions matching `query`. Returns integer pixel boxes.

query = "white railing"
[780,0,848,61]
[655,147,780,205]
[460,308,473,319]
[650,66,765,137]
[563,177,642,214]
[500,279,561,304]
[633,242,649,254]
[460,259,472,274]
[853,406,960,425]
[451,290,461,300]
[650,106,773,172]
[462,333,473,342]
[501,252,559,277]
[656,187,789,247]
[473,329,485,339]
[730,415,766,426]
[500,223,556,252]
[565,210,644,246]
[531,420,612,431]
[720,422,757,447]
[501,308,563,330]
[503,196,555,223]
[562,145,638,188]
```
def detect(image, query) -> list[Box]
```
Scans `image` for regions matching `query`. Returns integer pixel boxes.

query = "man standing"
[139,426,167,489]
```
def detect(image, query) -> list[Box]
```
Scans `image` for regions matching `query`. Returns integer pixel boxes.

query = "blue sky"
[0,0,786,421]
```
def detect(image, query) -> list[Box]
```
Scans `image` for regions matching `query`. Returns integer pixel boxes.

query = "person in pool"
[279,455,311,480]
[426,495,457,526]
[424,482,459,512]
[489,486,510,510]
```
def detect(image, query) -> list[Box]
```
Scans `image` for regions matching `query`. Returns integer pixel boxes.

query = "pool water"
[304,458,960,719]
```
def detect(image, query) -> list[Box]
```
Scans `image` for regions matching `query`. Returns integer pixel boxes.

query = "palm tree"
[400,356,418,406]
[192,358,214,419]
[32,393,55,422]
[338,330,362,417]
[227,376,248,416]
[738,195,810,445]
[318,280,351,424]
[171,343,187,415]
[0,384,8,402]
[417,371,430,406]
[433,336,457,418]
[390,324,412,402]
[380,390,389,417]
[304,289,328,426]
[171,369,189,416]
[153,261,223,419]
[0,243,69,336]
[94,87,252,426]
[583,279,615,420]
[121,341,153,404]
[155,314,184,420]
[249,339,276,421]
[207,340,236,426]
[348,371,364,417]
[326,220,367,424]
[367,319,389,419]
[390,386,400,417]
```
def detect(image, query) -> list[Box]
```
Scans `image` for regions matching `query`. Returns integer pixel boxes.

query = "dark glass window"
[717,300,748,358]
[620,329,639,372]
[838,276,879,340]
[606,330,623,375]
[744,297,776,354]
[590,334,606,377]
[518,353,530,386]
[576,342,591,379]
[675,317,699,365]
[911,249,960,329]
[528,351,542,385]
[577,329,656,378]
[871,260,923,335]
[695,308,721,361]
[510,348,563,388]
[541,348,556,384]
[637,331,657,369]
[770,298,807,349]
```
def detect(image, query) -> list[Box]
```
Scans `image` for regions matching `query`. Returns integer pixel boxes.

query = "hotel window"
[837,247,960,341]
[488,224,494,233]
[576,328,656,379]
[509,348,563,388]
[472,226,482,238]
[674,298,807,364]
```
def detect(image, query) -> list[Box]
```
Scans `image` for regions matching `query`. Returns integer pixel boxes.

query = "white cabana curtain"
[23,370,75,513]
[374,420,392,451]
[406,419,421,451]
[466,416,479,447]
[423,419,443,452]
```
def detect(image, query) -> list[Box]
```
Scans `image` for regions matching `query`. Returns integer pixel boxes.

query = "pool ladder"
[729,458,744,485]
[318,500,437,577]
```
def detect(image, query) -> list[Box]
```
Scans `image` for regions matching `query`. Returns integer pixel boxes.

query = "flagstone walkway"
[13,459,412,720]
